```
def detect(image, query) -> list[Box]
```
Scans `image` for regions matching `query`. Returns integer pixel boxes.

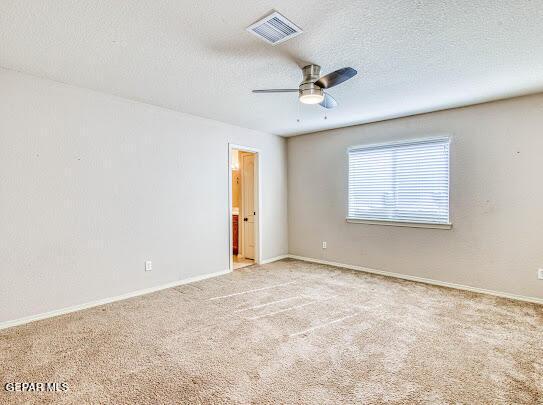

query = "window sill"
[346,218,452,230]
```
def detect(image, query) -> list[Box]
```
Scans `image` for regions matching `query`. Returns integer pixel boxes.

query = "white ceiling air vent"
[246,11,303,45]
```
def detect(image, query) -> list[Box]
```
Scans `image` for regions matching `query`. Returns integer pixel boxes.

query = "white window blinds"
[348,137,450,225]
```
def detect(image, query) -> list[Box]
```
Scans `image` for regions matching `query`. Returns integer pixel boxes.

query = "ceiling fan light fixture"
[299,87,324,104]
[299,93,324,104]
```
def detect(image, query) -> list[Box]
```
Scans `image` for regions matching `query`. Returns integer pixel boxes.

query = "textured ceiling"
[1,1,543,136]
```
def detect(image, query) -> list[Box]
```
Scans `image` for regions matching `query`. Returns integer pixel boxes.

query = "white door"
[241,152,255,259]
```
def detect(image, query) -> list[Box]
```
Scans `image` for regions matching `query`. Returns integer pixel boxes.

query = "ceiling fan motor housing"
[299,64,324,102]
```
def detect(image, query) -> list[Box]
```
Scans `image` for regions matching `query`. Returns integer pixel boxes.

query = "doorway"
[229,144,260,271]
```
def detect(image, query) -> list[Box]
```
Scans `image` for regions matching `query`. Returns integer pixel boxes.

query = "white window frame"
[346,136,452,230]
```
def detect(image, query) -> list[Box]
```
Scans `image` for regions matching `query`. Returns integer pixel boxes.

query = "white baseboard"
[288,255,543,305]
[4,255,540,331]
[260,254,289,265]
[0,268,231,331]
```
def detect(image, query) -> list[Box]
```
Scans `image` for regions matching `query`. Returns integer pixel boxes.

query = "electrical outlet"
[538,269,543,280]
[145,261,152,272]
[322,241,327,249]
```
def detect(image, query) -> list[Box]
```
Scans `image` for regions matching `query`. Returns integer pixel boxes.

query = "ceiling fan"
[252,64,357,109]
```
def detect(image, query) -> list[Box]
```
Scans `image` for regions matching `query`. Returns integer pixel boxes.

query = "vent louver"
[246,11,303,45]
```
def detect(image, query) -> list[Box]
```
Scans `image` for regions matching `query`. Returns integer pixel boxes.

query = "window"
[347,137,450,228]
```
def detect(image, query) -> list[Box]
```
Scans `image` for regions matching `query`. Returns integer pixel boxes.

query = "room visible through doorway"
[230,147,258,270]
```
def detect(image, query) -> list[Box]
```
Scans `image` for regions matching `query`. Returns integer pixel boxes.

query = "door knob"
[243,218,248,222]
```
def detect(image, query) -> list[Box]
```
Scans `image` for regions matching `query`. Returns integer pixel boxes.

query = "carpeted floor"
[1,259,542,404]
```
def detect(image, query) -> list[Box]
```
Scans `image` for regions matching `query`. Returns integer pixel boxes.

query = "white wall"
[0,68,288,323]
[288,94,543,300]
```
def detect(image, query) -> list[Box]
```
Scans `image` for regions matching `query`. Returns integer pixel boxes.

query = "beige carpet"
[1,259,542,404]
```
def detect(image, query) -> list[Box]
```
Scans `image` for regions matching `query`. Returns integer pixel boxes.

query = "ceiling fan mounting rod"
[301,64,321,84]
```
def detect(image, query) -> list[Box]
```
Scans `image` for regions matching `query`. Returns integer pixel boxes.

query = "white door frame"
[228,144,262,271]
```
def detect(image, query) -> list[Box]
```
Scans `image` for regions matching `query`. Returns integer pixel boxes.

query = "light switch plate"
[145,261,152,272]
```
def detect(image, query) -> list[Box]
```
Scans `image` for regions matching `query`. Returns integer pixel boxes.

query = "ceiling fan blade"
[319,93,338,109]
[252,89,299,93]
[314,67,357,89]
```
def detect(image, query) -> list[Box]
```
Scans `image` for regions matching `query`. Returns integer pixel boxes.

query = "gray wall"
[288,94,543,299]
[0,68,288,323]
